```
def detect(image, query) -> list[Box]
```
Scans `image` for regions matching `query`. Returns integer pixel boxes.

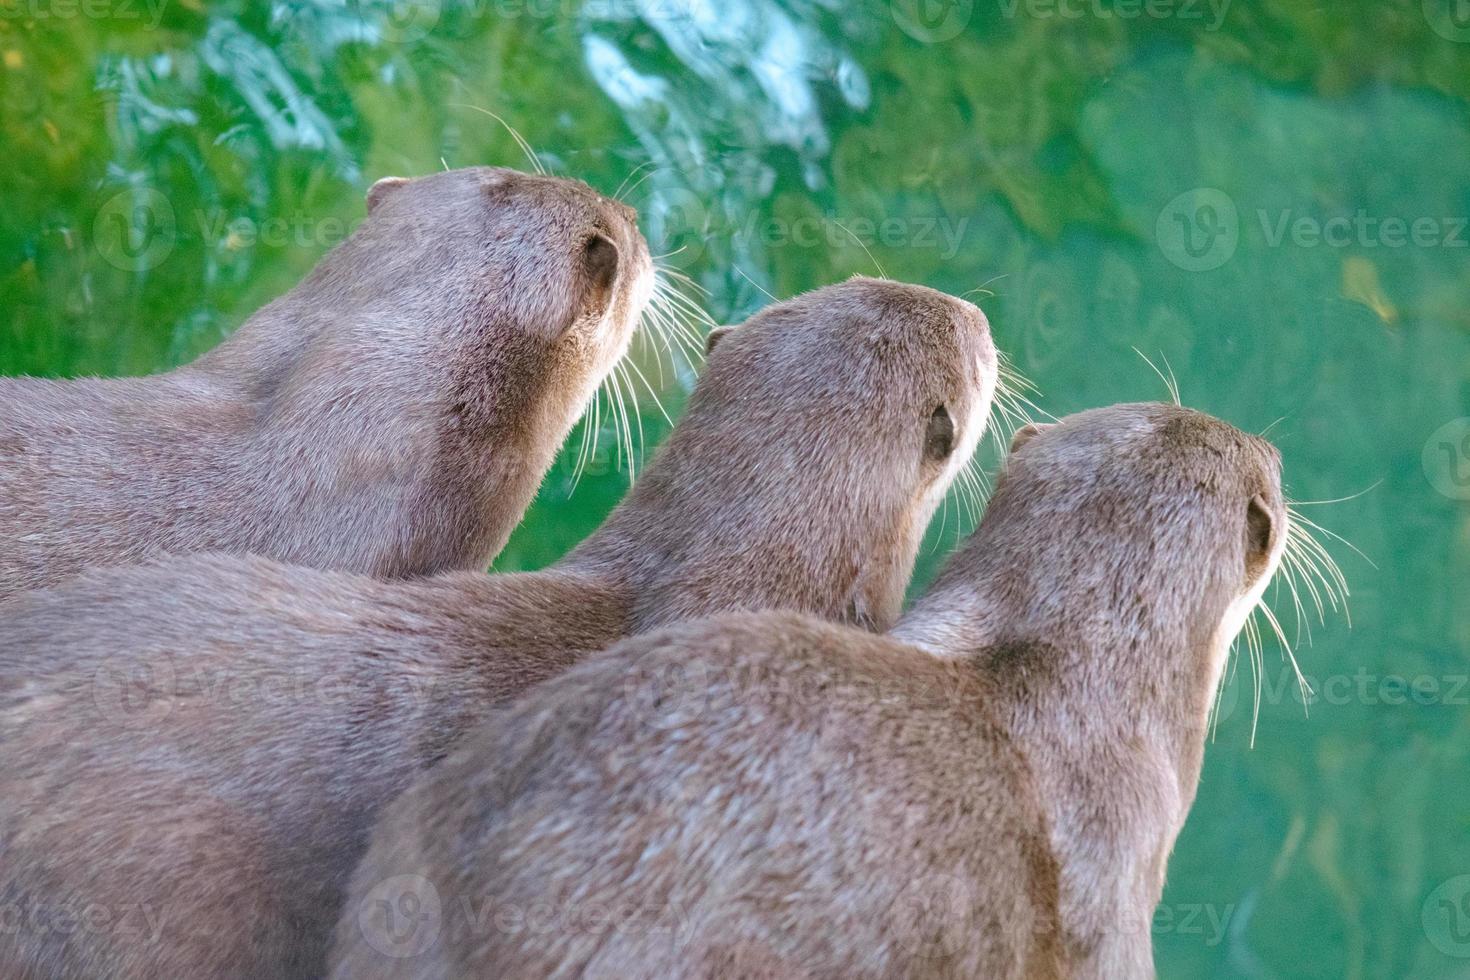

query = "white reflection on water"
[582,0,868,297]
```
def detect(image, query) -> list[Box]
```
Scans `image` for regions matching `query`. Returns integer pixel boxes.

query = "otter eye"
[924,405,955,461]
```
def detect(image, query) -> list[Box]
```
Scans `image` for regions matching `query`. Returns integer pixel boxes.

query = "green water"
[2,1,1467,975]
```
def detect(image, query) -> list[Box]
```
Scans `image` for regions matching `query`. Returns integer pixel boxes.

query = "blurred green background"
[2,0,1467,975]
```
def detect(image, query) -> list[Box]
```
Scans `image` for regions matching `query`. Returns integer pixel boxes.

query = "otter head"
[581,276,997,632]
[333,167,654,453]
[933,403,1287,713]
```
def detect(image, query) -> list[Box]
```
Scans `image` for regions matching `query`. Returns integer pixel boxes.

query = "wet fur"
[0,167,651,598]
[334,404,1285,979]
[0,278,997,979]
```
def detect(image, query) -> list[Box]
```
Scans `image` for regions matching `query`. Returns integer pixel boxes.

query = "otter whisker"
[734,266,780,304]
[654,274,719,328]
[640,290,686,369]
[655,265,714,300]
[1271,556,1309,647]
[571,379,607,493]
[932,490,951,554]
[1281,539,1328,626]
[1284,523,1343,614]
[617,165,663,206]
[646,275,710,365]
[996,354,1054,420]
[1132,347,1181,406]
[830,219,888,280]
[646,284,707,366]
[608,364,636,479]
[1259,415,1289,437]
[448,104,547,176]
[1256,599,1312,713]
[1244,611,1264,747]
[651,286,717,345]
[652,272,718,330]
[983,358,1050,460]
[613,159,659,202]
[1290,508,1376,571]
[961,273,1009,301]
[1284,549,1322,646]
[1287,479,1383,506]
[958,460,989,526]
[1283,514,1355,626]
[617,361,646,478]
[641,289,685,359]
[621,351,673,427]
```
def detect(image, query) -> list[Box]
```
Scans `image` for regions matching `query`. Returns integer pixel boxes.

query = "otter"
[0,166,654,599]
[333,403,1287,980]
[0,277,999,980]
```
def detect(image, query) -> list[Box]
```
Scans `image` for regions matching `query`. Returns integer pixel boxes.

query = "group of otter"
[0,167,1289,980]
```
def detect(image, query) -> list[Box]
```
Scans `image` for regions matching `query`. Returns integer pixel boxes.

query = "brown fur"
[0,277,997,980]
[334,403,1285,979]
[0,167,652,598]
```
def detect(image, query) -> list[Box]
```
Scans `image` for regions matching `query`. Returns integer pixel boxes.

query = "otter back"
[0,166,654,597]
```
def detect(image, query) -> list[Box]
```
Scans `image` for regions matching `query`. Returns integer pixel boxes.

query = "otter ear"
[704,325,735,354]
[1245,493,1276,576]
[366,176,410,214]
[1008,422,1054,454]
[579,233,620,319]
